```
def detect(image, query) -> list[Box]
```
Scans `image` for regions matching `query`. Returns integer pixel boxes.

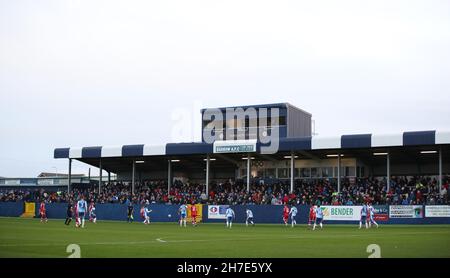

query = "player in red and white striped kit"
[308,205,316,228]
[190,204,198,226]
[283,204,290,226]
[39,201,48,223]
[74,202,80,228]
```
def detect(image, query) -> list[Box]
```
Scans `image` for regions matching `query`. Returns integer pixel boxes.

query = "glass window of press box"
[240,166,363,178]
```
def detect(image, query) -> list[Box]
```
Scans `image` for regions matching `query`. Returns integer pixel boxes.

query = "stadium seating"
[1,176,448,206]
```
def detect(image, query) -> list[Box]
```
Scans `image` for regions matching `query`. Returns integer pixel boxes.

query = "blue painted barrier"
[0,202,449,224]
[0,202,23,217]
[202,205,309,224]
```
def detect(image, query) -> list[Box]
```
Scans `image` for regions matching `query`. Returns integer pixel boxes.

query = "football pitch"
[0,217,449,258]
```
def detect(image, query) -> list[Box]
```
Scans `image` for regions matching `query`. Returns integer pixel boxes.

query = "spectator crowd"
[1,176,448,206]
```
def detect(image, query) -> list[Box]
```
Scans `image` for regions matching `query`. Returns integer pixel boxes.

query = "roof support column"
[132,160,135,196]
[168,159,172,193]
[206,154,210,196]
[337,154,341,193]
[108,171,111,184]
[99,159,102,194]
[439,147,443,195]
[68,158,72,194]
[247,153,251,192]
[387,152,391,193]
[290,151,295,194]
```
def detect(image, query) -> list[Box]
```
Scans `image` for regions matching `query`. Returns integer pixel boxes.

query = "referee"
[127,201,134,223]
[65,201,73,225]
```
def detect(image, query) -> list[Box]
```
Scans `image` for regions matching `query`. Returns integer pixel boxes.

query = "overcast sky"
[1,0,449,177]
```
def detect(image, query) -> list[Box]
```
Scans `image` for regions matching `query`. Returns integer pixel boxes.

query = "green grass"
[0,217,449,258]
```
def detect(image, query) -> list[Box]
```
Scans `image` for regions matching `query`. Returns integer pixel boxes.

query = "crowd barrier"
[0,202,449,224]
[0,202,23,217]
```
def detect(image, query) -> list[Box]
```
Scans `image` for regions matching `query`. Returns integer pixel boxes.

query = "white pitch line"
[0,240,161,247]
[0,236,257,248]
[1,232,448,248]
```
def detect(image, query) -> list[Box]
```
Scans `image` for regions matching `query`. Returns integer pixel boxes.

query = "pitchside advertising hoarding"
[208,205,230,219]
[373,206,389,221]
[306,206,390,222]
[389,205,424,219]
[207,205,447,221]
[425,206,450,217]
[319,206,388,221]
[207,205,392,221]
[321,206,362,221]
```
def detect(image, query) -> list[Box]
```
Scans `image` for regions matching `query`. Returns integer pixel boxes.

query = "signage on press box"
[213,140,257,154]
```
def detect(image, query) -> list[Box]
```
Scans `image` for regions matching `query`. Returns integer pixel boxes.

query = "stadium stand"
[1,176,448,206]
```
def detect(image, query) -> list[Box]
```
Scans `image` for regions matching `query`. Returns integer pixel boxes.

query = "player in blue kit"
[89,202,97,224]
[368,203,379,228]
[359,203,369,229]
[179,203,188,227]
[246,209,254,226]
[143,206,152,225]
[289,206,298,227]
[312,205,323,230]
[77,196,88,228]
[225,207,235,229]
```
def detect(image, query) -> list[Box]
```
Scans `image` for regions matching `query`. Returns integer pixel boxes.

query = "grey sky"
[1,0,449,177]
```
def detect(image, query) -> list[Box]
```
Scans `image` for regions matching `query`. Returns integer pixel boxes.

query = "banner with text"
[213,140,257,154]
[389,205,424,219]
[37,179,54,186]
[373,205,389,221]
[208,205,230,219]
[425,206,450,218]
[4,180,20,186]
[321,206,362,221]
